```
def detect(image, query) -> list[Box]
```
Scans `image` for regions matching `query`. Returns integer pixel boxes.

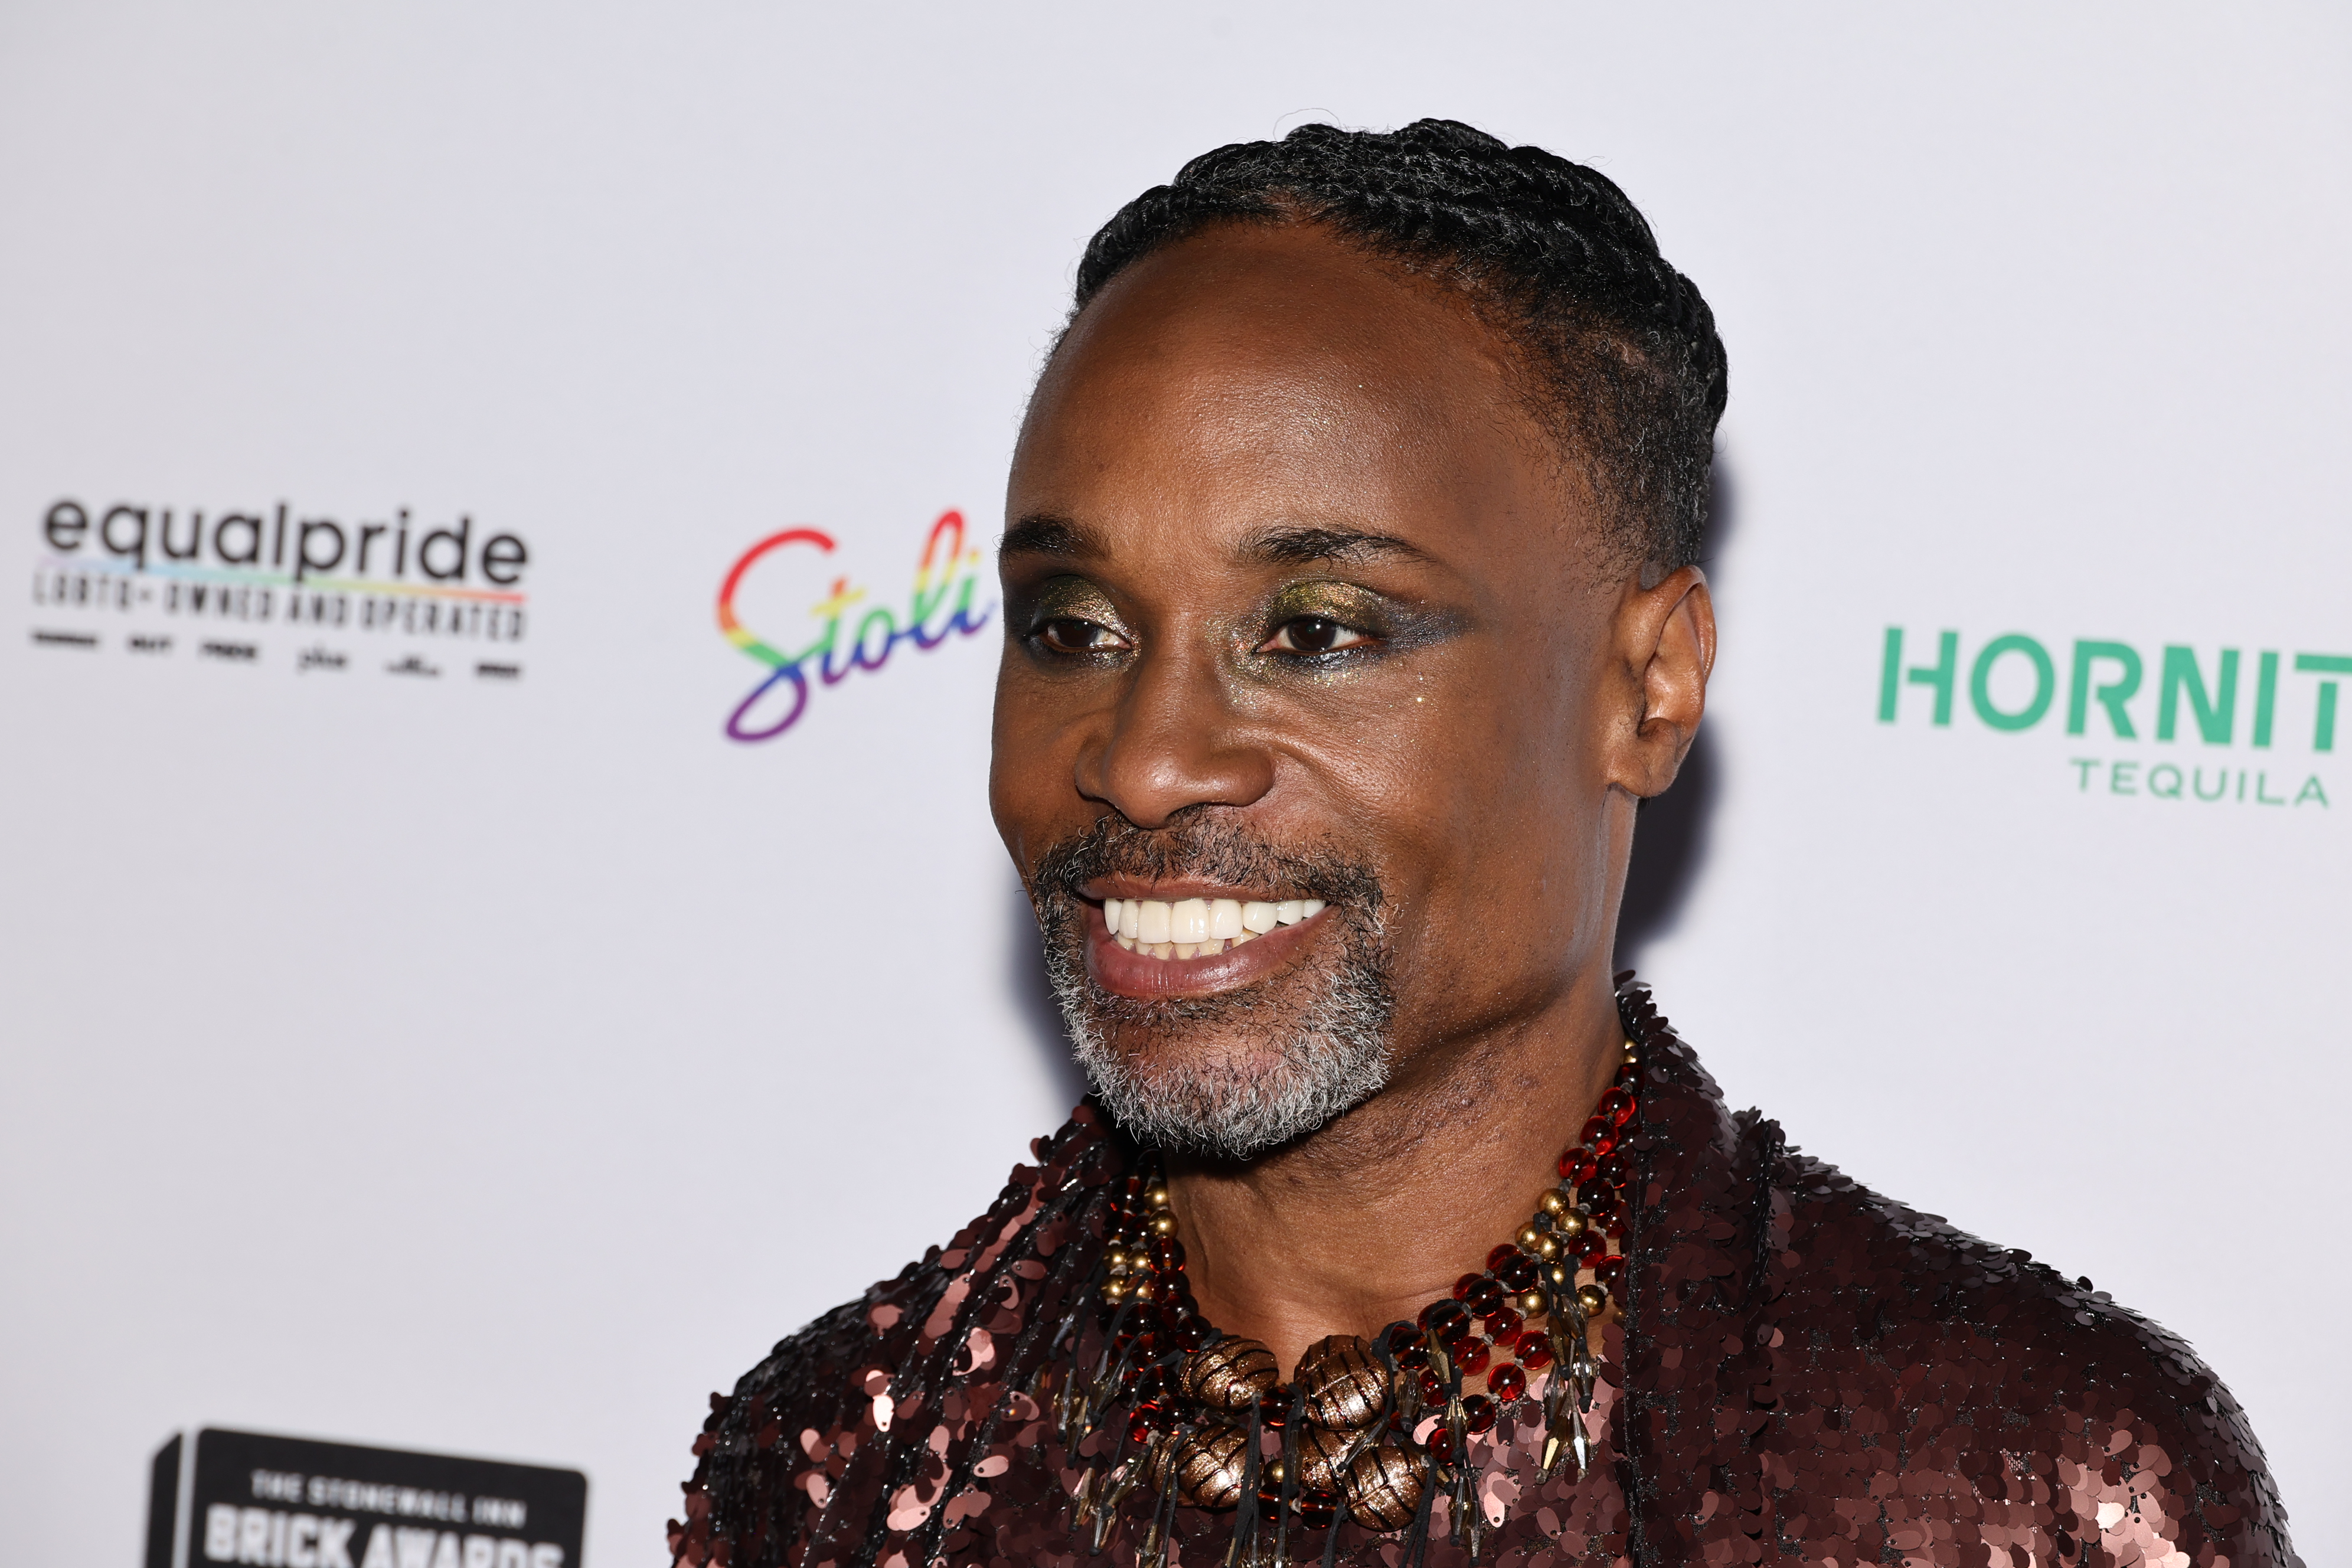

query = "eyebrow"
[1239,524,1432,568]
[999,513,1103,560]
[998,515,1433,569]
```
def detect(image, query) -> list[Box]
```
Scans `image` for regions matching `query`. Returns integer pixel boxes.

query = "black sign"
[146,1429,587,1568]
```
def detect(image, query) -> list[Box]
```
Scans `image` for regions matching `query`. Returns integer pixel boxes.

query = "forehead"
[1010,224,1568,560]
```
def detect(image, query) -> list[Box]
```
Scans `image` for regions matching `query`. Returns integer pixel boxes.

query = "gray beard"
[1035,893,1397,1161]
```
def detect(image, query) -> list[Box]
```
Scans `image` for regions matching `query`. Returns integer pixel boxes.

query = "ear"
[1604,565,1715,798]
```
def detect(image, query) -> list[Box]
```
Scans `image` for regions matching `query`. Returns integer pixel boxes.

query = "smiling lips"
[1103,895,1327,961]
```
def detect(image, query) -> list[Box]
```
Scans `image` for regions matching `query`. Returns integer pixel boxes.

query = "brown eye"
[1259,616,1370,655]
[1038,618,1125,654]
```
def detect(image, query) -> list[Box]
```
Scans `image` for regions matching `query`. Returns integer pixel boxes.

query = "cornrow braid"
[1072,119,1727,574]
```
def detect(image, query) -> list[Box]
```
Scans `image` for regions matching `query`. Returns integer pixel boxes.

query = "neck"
[1160,972,1623,1376]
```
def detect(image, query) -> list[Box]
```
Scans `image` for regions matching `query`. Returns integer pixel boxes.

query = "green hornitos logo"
[1879,629,2337,809]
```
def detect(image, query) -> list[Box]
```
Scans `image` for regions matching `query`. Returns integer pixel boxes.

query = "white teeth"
[1170,899,1209,944]
[1106,896,1332,961]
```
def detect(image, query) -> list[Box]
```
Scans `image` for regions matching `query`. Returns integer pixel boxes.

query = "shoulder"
[1764,1145,2299,1566]
[668,1112,1125,1568]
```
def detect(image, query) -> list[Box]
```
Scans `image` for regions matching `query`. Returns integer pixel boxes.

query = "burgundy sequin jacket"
[672,986,2298,1566]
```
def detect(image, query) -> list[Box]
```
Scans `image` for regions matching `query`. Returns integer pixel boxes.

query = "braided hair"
[1071,119,1727,574]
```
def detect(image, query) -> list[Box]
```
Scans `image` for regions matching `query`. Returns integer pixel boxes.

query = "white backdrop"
[3,5,2345,1562]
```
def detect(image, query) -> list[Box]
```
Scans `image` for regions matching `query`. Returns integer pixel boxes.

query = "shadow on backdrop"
[1006,459,1737,1085]
[1614,457,1737,974]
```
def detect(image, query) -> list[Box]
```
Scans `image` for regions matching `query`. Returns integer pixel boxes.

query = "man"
[671,122,2295,1567]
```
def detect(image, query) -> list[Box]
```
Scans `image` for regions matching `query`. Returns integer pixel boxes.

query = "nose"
[1076,643,1275,829]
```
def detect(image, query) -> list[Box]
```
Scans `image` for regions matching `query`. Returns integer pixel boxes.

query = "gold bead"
[1515,1224,1544,1252]
[1538,1190,1568,1217]
[1102,1276,1129,1302]
[1515,1289,1546,1316]
[1263,1458,1286,1487]
[1342,1440,1426,1531]
[1547,1263,1571,1288]
[1295,1425,1353,1493]
[1105,1247,1130,1275]
[1576,1283,1608,1316]
[1534,1234,1560,1260]
[1149,1213,1178,1237]
[1171,1426,1252,1510]
[1177,1338,1279,1410]
[1130,1277,1157,1302]
[1146,1184,1172,1210]
[1295,1335,1386,1429]
[1554,1208,1587,1241]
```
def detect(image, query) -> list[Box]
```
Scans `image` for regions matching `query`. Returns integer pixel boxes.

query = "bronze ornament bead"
[1515,1289,1547,1315]
[1148,1213,1178,1237]
[1293,1425,1354,1494]
[1554,1208,1587,1240]
[1534,1234,1561,1260]
[1576,1283,1608,1315]
[1341,1440,1426,1531]
[1102,1276,1129,1302]
[1514,1224,1544,1252]
[1294,1334,1386,1429]
[1538,1189,1567,1217]
[1177,1337,1279,1410]
[1145,1184,1171,1210]
[1170,1424,1252,1510]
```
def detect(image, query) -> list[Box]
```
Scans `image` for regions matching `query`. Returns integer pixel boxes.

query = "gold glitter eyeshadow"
[668,979,2297,1567]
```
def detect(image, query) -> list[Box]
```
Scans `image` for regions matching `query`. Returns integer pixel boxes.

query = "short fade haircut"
[1071,119,1728,576]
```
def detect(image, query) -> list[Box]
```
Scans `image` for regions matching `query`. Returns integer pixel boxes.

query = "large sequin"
[671,981,2299,1566]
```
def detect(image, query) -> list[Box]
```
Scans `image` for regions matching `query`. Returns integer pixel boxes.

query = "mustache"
[1030,811,1386,911]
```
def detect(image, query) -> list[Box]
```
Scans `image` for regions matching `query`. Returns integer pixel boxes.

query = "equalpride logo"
[716,509,992,741]
[1879,628,2340,808]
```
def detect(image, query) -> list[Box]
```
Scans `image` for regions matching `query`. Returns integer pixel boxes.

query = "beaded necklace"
[1052,1035,1644,1565]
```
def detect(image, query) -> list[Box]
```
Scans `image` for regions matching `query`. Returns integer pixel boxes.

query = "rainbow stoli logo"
[716,509,992,741]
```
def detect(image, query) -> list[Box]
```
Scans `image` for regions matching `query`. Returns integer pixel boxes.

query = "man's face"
[992,223,1655,1159]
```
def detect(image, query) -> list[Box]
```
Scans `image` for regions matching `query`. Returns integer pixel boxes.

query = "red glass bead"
[1497,1254,1539,1292]
[1394,1340,1431,1371]
[1488,1364,1527,1402]
[1453,1338,1490,1375]
[1417,1370,1446,1407]
[1452,1272,1481,1301]
[1465,1278,1505,1315]
[1151,1236,1185,1270]
[1515,1332,1554,1370]
[1596,1087,1628,1121]
[1555,1147,1586,1181]
[1570,1157,1599,1185]
[1128,1404,1162,1444]
[1487,1243,1521,1272]
[1462,1394,1497,1435]
[1598,1255,1626,1289]
[1577,1233,1608,1265]
[1426,1427,1453,1462]
[1596,1150,1629,1185]
[1580,1115,1606,1147]
[1259,1391,1288,1430]
[1485,1305,1524,1339]
[1419,1298,1471,1340]
[1612,1096,1637,1128]
[1380,1322,1419,1358]
[1588,1132,1617,1161]
[1294,1490,1338,1528]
